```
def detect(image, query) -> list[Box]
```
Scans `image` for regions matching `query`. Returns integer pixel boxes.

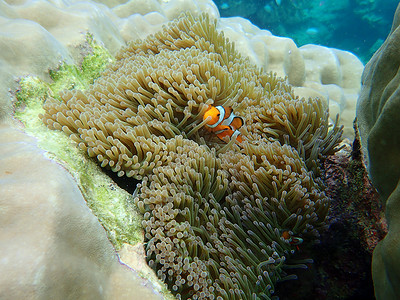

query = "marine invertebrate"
[41,13,267,178]
[41,12,342,299]
[242,92,343,174]
[135,138,330,299]
[136,138,227,298]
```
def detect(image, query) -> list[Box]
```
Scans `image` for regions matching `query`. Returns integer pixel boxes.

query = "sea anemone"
[41,12,342,299]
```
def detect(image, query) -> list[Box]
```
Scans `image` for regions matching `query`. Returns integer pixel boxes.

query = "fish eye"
[217,113,220,116]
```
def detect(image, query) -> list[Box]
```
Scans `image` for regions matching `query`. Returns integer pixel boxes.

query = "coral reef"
[357,3,400,299]
[0,0,363,137]
[0,0,368,298]
[41,13,342,299]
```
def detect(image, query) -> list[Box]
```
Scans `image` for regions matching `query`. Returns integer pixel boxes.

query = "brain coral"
[41,13,342,299]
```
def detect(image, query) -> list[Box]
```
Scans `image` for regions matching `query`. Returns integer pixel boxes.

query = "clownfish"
[203,105,244,143]
[282,231,303,250]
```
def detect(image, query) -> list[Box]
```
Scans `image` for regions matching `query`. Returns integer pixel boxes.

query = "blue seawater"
[213,0,398,63]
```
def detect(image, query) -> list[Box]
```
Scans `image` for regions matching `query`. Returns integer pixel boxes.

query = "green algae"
[13,36,142,251]
[49,33,115,94]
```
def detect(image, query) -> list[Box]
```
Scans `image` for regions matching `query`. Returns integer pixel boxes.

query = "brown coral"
[41,12,342,300]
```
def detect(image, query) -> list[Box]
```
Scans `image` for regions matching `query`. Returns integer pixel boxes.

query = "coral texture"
[41,13,342,299]
[0,124,164,300]
[357,3,400,300]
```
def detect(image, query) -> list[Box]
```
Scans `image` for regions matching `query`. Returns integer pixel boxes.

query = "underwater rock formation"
[41,13,342,299]
[357,3,400,300]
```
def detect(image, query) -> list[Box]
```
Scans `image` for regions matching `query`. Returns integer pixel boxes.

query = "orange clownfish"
[203,105,244,143]
[282,231,303,250]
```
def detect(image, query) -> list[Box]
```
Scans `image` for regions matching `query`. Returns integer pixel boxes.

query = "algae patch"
[49,33,115,93]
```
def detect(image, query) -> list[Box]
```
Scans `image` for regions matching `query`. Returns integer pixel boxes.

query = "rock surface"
[357,3,400,299]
